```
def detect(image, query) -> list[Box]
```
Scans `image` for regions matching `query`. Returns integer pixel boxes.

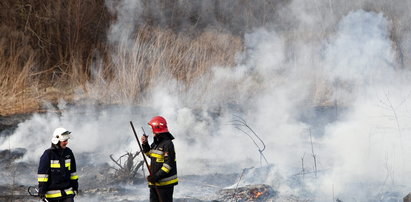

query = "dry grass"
[0,26,40,115]
[0,0,243,115]
[81,27,242,104]
[0,29,242,115]
[0,0,110,115]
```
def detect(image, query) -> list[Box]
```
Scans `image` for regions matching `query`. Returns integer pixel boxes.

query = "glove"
[146,175,159,182]
[38,193,46,201]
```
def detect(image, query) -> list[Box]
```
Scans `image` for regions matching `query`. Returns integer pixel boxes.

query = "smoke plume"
[2,0,411,201]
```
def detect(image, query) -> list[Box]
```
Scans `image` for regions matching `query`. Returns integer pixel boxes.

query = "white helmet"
[51,127,71,144]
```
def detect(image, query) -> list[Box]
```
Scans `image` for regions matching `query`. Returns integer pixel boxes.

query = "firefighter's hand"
[141,135,147,144]
[146,175,158,182]
[38,193,46,201]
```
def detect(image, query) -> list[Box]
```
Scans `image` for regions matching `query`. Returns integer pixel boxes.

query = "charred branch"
[231,115,269,166]
[218,184,277,202]
[109,151,144,183]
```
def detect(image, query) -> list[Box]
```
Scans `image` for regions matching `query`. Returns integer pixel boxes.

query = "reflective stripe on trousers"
[45,187,74,198]
[148,174,178,186]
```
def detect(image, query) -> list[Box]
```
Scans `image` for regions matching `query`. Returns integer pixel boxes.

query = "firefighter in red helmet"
[141,116,178,202]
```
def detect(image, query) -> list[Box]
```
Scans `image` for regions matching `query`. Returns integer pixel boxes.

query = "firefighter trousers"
[46,196,74,202]
[150,186,174,202]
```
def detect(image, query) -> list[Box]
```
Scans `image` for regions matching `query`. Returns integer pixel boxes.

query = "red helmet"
[148,116,169,133]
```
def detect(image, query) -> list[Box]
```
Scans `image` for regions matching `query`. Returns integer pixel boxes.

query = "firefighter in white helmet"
[37,127,79,202]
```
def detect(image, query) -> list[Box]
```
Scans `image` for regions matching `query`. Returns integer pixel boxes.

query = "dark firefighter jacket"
[142,132,178,188]
[37,144,78,200]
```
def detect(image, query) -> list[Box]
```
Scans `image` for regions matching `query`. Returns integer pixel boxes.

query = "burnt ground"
[0,111,242,201]
[0,113,33,138]
[0,109,316,201]
[0,149,308,202]
[0,146,236,202]
[0,147,299,202]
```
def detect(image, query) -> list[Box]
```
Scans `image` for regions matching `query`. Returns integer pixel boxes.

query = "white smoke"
[105,0,142,46]
[142,8,411,201]
[0,105,146,163]
[2,0,411,201]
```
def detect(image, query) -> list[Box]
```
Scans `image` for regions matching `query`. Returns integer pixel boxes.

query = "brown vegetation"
[0,0,243,115]
[87,27,242,104]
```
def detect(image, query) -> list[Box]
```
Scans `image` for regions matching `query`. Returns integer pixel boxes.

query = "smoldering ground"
[2,0,411,201]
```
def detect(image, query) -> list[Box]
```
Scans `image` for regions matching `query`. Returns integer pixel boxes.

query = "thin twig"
[309,128,317,178]
[301,153,306,179]
[230,115,269,166]
[233,168,247,201]
[110,154,124,169]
